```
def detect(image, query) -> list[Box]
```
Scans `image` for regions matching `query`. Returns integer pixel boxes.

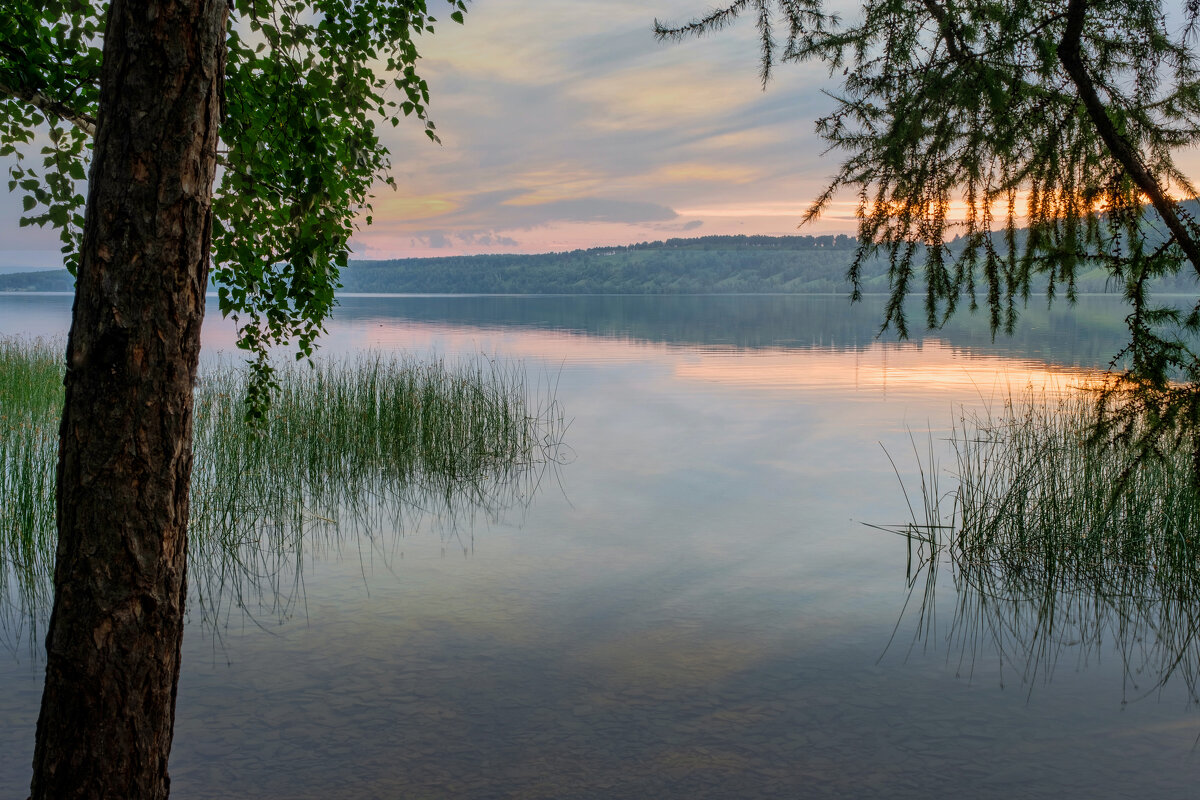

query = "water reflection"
[1,353,568,654]
[0,291,1168,371]
[5,294,1200,798]
[186,447,567,648]
[327,293,1149,370]
[895,537,1200,703]
[886,392,1200,703]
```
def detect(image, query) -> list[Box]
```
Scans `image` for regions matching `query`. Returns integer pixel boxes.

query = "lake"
[1,293,1197,798]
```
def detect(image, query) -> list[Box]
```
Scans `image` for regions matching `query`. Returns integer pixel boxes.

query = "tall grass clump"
[0,342,565,644]
[890,388,1200,700]
[187,353,565,626]
[0,338,62,649]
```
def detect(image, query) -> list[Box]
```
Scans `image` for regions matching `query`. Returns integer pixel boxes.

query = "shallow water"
[1,293,1198,798]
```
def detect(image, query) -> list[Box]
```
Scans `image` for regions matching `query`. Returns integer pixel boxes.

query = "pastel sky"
[0,0,869,268]
[351,0,860,259]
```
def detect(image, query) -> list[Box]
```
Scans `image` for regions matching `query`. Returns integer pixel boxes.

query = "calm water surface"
[1,293,1197,798]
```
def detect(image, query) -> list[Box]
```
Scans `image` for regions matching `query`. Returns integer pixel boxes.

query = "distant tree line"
[4,232,1198,296]
[0,271,75,292]
[340,234,878,294]
[332,233,1199,296]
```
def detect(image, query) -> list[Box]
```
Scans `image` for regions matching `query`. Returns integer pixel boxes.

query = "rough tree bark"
[29,0,228,797]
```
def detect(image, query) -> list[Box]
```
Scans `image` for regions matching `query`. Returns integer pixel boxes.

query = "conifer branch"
[1057,0,1200,276]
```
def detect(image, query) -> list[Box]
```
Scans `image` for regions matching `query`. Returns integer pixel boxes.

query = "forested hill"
[0,269,74,292]
[0,234,884,294]
[3,231,1199,295]
[340,235,879,294]
[340,231,1198,294]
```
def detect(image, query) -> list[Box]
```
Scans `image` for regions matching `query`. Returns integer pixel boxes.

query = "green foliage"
[0,2,100,274]
[0,0,468,417]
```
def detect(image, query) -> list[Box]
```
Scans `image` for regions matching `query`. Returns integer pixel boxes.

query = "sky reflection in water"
[1,293,1198,798]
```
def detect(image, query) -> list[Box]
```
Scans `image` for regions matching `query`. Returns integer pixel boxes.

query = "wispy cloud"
[0,0,860,264]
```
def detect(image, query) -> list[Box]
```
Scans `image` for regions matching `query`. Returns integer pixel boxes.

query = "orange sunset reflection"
[297,314,1102,405]
[672,340,1100,398]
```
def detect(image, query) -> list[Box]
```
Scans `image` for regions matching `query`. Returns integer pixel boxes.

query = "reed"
[0,339,565,646]
[186,353,565,629]
[0,339,61,646]
[888,388,1200,700]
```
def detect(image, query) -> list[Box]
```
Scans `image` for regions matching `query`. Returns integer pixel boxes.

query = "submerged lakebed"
[2,293,1199,798]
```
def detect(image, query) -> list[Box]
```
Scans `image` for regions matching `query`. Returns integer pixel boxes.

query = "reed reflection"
[0,343,568,655]
[885,390,1200,703]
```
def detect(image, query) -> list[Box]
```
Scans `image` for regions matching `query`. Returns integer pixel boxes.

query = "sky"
[0,0,861,269]
[8,2,1200,270]
[350,0,858,259]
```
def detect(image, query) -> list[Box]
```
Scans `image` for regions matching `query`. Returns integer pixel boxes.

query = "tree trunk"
[29,1,227,797]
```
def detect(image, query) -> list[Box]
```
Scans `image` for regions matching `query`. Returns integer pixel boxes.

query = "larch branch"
[1057,0,1200,275]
